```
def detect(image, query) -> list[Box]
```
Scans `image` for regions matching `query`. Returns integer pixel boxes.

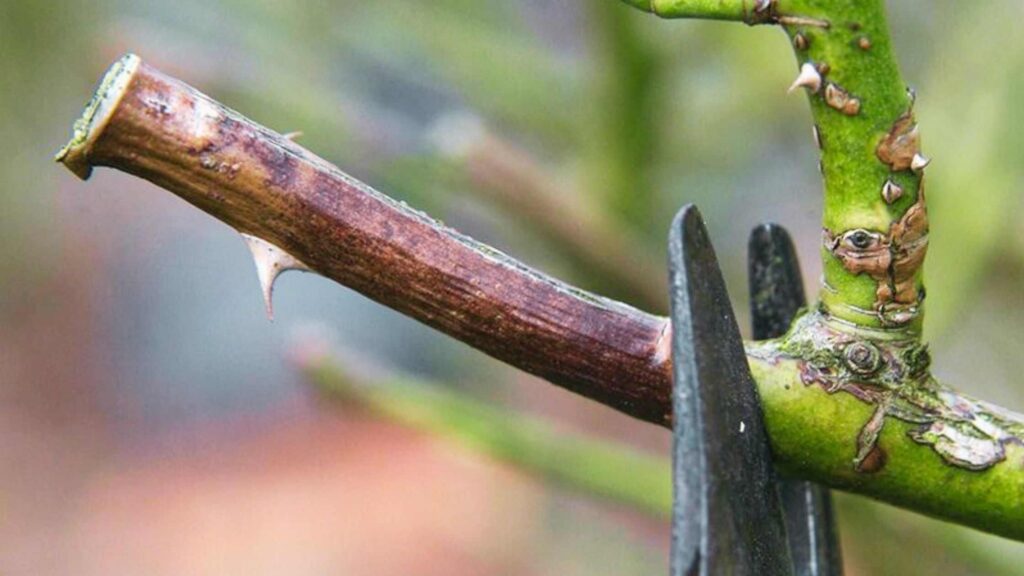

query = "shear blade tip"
[669,204,713,258]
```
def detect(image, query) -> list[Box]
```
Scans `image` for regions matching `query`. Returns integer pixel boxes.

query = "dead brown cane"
[57,54,675,425]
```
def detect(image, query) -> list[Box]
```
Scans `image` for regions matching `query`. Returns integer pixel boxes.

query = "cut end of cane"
[55,53,142,180]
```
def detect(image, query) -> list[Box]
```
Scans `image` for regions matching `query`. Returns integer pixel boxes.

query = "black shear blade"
[668,205,791,576]
[748,224,842,576]
[748,224,807,342]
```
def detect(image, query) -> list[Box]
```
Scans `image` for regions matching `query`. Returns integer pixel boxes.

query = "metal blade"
[748,224,843,576]
[748,224,807,341]
[668,205,792,576]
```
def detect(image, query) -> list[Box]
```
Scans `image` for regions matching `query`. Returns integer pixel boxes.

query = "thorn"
[881,179,903,204]
[788,63,822,94]
[793,33,809,51]
[911,153,931,173]
[241,234,310,321]
[282,131,303,141]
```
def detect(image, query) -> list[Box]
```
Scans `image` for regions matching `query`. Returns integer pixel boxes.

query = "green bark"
[751,343,1024,541]
[630,0,926,331]
[618,0,1024,540]
[780,0,925,331]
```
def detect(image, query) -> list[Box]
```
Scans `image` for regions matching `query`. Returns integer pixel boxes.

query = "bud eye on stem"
[843,341,882,375]
[845,230,877,250]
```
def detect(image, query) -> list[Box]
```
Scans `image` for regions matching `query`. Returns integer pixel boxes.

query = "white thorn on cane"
[241,234,310,321]
[788,63,822,94]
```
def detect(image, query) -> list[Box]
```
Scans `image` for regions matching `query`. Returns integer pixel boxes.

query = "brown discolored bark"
[61,59,675,425]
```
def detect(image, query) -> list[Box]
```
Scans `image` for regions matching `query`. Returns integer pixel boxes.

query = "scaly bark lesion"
[823,181,928,327]
[750,310,1024,473]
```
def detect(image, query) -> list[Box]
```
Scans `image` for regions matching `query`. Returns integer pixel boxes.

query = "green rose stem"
[57,54,1024,540]
[624,0,925,330]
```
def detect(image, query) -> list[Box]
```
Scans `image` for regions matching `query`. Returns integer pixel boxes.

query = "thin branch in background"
[586,2,663,230]
[431,114,665,310]
[291,338,671,519]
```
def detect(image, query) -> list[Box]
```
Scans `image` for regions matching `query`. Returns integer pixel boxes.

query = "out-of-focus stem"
[587,3,663,230]
[447,126,665,310]
[299,351,671,518]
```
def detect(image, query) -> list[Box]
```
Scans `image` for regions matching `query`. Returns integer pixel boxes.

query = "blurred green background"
[1,0,1023,574]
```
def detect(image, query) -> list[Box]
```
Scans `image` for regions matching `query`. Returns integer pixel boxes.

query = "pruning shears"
[667,205,841,576]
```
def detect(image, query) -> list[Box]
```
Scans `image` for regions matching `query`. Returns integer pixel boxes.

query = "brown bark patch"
[824,183,929,325]
[876,111,920,171]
